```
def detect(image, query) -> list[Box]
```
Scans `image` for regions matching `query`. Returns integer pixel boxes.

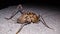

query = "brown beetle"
[5,4,53,34]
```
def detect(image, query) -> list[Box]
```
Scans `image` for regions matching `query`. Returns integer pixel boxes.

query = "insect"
[5,4,53,34]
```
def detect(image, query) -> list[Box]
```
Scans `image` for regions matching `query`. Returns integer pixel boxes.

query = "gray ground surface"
[0,5,60,34]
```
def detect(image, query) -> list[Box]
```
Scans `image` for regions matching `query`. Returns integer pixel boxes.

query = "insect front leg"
[16,24,25,34]
[16,22,31,34]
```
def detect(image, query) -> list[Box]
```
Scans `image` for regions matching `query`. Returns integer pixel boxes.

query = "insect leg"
[17,4,23,14]
[16,22,30,34]
[40,15,53,30]
[5,10,19,20]
[5,4,23,20]
[16,24,25,34]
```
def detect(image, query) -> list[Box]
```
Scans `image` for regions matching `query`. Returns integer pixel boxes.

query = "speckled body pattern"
[17,11,40,24]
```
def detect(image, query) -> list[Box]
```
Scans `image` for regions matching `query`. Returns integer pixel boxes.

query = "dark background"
[0,0,60,9]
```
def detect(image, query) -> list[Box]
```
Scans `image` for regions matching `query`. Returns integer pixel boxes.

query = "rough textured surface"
[0,5,60,34]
